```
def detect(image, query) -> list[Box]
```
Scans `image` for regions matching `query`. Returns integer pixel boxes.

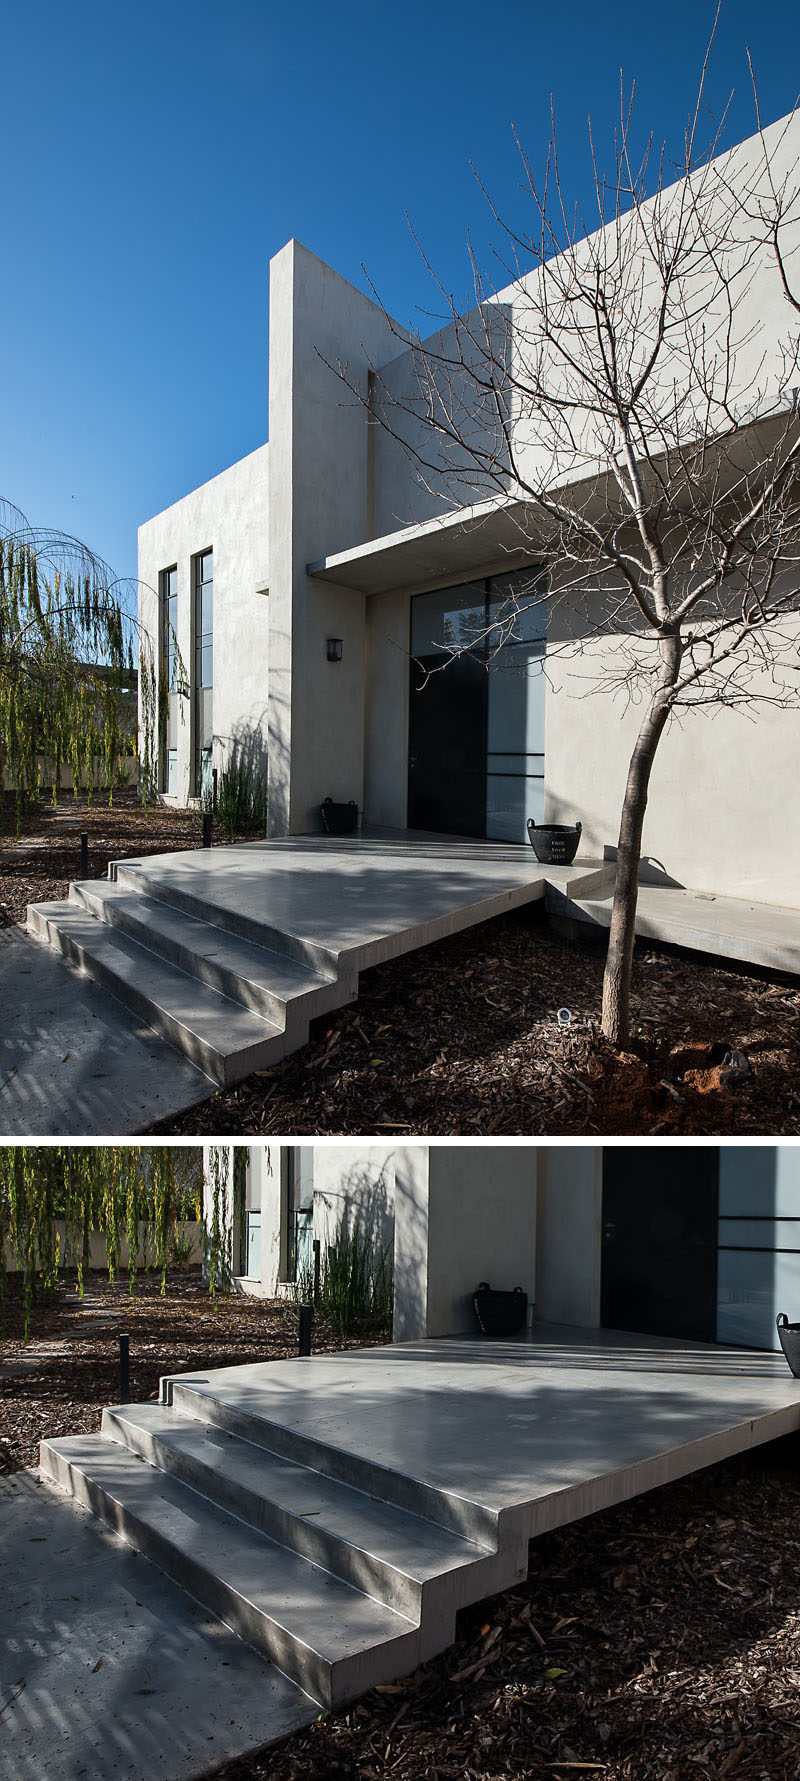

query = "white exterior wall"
[138,445,269,807]
[544,618,800,906]
[310,1144,396,1256]
[266,241,404,835]
[393,1146,537,1340]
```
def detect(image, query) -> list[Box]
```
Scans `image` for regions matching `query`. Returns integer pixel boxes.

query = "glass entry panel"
[408,569,545,841]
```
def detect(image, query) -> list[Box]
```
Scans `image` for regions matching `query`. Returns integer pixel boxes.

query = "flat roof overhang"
[306,411,793,597]
[306,495,535,596]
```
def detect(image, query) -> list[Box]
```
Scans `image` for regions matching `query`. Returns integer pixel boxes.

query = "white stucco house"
[210,1142,800,1357]
[140,109,800,909]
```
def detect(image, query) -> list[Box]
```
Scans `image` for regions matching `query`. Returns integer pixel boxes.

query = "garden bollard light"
[313,1238,321,1305]
[202,813,212,848]
[80,832,89,878]
[119,1332,130,1403]
[298,1304,313,1357]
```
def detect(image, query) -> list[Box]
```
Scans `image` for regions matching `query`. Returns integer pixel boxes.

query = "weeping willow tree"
[0,1146,210,1336]
[0,497,161,824]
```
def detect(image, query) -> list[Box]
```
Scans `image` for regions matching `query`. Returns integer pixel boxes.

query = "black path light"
[298,1304,313,1356]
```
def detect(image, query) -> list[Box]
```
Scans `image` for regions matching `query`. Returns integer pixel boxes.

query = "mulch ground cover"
[159,907,800,1138]
[4,1275,800,1781]
[0,787,222,928]
[0,1268,385,1476]
[219,1442,800,1781]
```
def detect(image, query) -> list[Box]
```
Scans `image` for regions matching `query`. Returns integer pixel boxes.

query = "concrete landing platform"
[107,828,596,969]
[165,1325,800,1545]
[0,1471,316,1781]
[559,880,800,975]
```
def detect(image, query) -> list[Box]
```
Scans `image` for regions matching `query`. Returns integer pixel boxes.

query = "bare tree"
[334,47,800,1048]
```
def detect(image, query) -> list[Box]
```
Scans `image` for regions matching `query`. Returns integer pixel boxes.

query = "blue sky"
[1,0,799,588]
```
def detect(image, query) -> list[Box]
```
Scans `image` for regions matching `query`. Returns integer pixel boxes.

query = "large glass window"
[717,1148,800,1348]
[408,566,546,842]
[194,550,213,688]
[159,566,178,689]
[193,549,213,796]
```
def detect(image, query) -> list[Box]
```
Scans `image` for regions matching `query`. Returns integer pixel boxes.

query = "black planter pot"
[776,1314,800,1376]
[527,819,582,865]
[473,1283,528,1338]
[320,798,358,836]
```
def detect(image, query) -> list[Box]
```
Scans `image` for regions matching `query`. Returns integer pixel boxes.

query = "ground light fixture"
[326,636,343,662]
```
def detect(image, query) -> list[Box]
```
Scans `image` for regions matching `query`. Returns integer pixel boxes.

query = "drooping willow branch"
[0,1145,206,1337]
[0,500,172,827]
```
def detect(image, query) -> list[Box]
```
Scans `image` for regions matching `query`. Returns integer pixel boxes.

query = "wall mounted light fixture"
[326,637,343,662]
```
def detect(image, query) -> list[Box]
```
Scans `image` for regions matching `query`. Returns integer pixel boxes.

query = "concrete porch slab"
[108,827,599,970]
[0,1470,316,1781]
[164,1324,800,1548]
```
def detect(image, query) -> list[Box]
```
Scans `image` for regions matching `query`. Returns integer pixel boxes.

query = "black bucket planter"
[776,1314,800,1376]
[527,819,582,865]
[473,1283,528,1338]
[320,798,358,836]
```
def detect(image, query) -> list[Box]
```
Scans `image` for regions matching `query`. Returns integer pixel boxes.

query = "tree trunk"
[601,644,680,1048]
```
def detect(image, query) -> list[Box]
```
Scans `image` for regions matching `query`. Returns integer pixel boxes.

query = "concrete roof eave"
[306,496,538,596]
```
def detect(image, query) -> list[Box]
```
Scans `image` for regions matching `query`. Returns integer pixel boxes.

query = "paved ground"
[7,1327,800,1780]
[0,927,212,1137]
[0,1470,316,1781]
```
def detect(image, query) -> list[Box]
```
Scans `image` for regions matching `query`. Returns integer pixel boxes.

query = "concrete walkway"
[0,1471,316,1781]
[26,1327,800,1780]
[0,927,212,1137]
[557,879,800,974]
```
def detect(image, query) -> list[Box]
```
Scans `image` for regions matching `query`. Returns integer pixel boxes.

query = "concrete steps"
[40,1388,502,1711]
[27,868,355,1087]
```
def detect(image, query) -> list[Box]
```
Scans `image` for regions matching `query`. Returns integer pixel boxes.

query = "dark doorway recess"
[407,652,487,836]
[601,1149,719,1342]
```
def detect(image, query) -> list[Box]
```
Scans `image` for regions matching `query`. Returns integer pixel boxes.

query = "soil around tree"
[4,1274,800,1781]
[159,908,800,1138]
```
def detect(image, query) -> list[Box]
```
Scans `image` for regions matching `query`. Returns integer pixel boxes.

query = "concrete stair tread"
[41,1435,417,1682]
[166,1369,499,1544]
[104,1401,490,1589]
[70,882,333,1007]
[28,903,284,1084]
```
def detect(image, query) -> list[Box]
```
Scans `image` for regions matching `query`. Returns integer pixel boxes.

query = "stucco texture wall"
[138,445,269,806]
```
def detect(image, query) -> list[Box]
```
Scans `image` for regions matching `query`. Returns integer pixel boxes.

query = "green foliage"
[300,1219,393,1342]
[0,498,161,826]
[207,752,267,840]
[0,1146,203,1337]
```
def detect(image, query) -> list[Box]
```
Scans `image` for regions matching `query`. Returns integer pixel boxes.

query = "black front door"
[407,652,487,836]
[601,1149,719,1341]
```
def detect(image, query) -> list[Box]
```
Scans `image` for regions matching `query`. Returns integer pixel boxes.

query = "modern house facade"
[140,110,800,908]
[213,1142,800,1357]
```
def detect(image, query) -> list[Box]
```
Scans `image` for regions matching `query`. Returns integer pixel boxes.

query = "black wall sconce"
[326,637,343,663]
